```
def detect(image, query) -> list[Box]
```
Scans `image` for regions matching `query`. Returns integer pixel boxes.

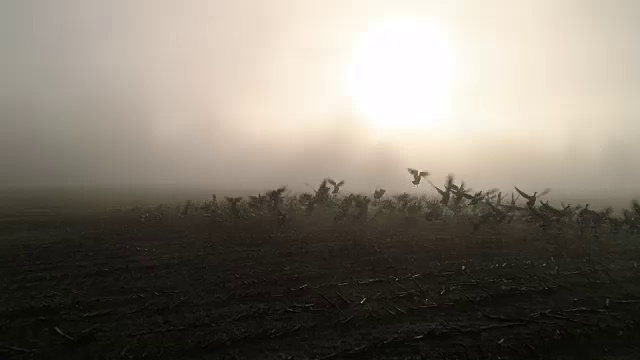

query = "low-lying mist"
[2,0,639,206]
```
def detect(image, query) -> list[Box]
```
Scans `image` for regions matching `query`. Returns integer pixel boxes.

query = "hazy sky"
[2,0,640,194]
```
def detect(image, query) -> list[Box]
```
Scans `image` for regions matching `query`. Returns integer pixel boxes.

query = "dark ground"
[2,207,640,360]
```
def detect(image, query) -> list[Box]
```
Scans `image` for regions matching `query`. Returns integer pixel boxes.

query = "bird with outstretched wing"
[408,168,430,186]
[327,179,345,194]
[514,186,551,206]
[514,186,538,206]
[428,180,451,205]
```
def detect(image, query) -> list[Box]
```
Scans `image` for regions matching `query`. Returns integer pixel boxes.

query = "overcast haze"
[2,0,640,197]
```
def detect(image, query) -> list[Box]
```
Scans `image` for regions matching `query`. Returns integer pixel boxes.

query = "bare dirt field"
[2,204,640,359]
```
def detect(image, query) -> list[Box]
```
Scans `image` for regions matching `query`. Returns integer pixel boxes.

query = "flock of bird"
[137,167,640,236]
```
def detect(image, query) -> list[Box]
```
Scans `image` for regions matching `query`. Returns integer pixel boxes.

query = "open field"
[2,189,640,359]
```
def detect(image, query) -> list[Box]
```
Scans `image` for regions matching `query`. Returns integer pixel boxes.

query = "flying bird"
[428,174,456,204]
[514,186,537,207]
[407,168,430,186]
[327,179,345,194]
[514,186,551,207]
[428,182,450,205]
[464,191,485,205]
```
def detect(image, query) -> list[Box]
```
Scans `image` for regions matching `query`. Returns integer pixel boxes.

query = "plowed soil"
[2,212,640,359]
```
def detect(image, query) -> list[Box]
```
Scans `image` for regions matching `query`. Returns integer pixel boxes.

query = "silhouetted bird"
[327,179,345,194]
[407,168,430,186]
[514,186,536,207]
[514,186,551,207]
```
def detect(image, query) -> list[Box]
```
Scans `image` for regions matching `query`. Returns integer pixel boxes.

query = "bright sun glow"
[346,18,456,130]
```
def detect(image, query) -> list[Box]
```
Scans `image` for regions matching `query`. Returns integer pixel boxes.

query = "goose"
[407,168,430,186]
[514,186,550,207]
[327,179,345,194]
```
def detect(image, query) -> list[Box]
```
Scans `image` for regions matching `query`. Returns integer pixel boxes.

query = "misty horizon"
[2,1,640,195]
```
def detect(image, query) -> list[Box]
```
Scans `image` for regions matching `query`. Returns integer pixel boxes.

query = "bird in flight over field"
[407,168,430,186]
[327,179,345,194]
[514,186,550,207]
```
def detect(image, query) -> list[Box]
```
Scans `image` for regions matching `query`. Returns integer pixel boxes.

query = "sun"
[346,18,456,130]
